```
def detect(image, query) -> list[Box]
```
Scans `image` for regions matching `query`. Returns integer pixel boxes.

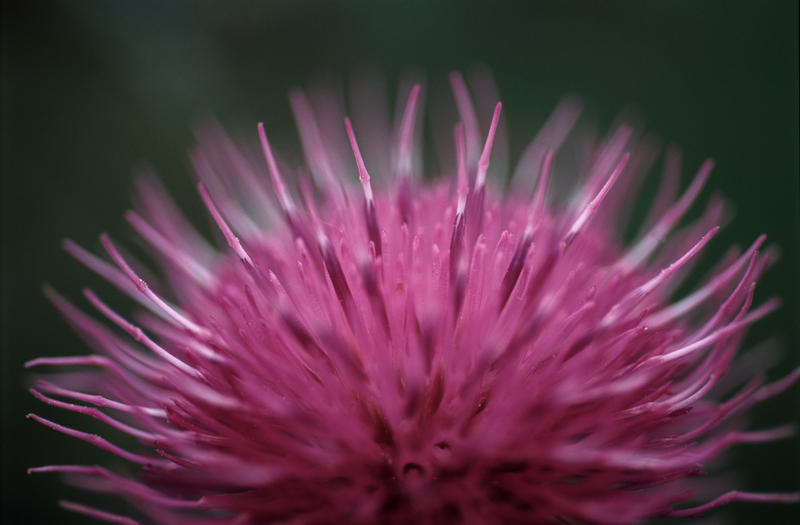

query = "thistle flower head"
[29,73,799,524]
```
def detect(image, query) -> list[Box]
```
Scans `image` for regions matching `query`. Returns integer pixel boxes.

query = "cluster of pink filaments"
[29,73,799,524]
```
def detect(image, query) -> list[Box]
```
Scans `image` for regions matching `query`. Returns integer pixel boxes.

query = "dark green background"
[2,1,798,523]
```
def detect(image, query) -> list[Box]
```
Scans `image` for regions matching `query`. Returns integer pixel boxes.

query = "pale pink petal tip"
[59,500,141,525]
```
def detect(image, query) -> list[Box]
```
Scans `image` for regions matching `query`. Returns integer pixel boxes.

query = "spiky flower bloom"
[29,74,798,524]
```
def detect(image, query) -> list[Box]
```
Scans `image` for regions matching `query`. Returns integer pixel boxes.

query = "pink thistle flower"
[28,73,799,524]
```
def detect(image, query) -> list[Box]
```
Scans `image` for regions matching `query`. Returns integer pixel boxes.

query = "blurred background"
[2,1,797,523]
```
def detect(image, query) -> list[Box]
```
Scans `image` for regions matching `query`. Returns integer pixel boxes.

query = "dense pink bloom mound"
[29,74,799,524]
